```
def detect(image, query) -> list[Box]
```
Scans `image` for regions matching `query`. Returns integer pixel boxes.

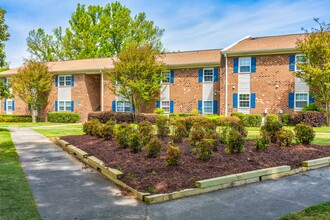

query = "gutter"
[225,48,299,56]
[100,70,104,112]
[224,53,228,117]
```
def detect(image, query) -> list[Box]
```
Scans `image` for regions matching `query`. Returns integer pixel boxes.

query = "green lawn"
[0,122,63,128]
[278,201,330,220]
[33,124,84,138]
[0,128,41,220]
[247,126,330,133]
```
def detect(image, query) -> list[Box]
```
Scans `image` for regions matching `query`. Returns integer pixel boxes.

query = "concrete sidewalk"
[10,128,330,220]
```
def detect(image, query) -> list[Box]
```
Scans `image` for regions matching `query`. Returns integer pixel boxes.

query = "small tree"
[0,79,12,100]
[296,19,330,124]
[12,61,52,122]
[105,42,165,122]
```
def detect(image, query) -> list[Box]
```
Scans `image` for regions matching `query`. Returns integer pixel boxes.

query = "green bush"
[303,103,322,112]
[261,121,283,143]
[225,128,245,154]
[230,113,261,127]
[93,123,104,138]
[128,131,142,153]
[294,123,315,144]
[156,116,170,138]
[0,114,32,122]
[195,139,214,161]
[173,122,189,143]
[154,108,165,114]
[228,119,248,138]
[266,114,279,123]
[290,112,304,125]
[83,119,99,135]
[102,124,114,141]
[47,112,80,123]
[114,123,131,148]
[145,137,163,158]
[281,114,291,126]
[218,116,241,126]
[206,130,223,150]
[189,124,206,146]
[138,121,154,144]
[277,128,294,148]
[165,146,180,166]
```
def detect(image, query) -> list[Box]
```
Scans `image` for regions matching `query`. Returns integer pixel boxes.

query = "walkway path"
[10,128,330,220]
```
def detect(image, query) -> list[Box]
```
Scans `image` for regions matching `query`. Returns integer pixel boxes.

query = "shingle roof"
[0,49,221,75]
[225,33,306,54]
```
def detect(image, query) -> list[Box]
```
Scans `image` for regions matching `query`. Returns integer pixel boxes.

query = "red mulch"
[61,135,330,194]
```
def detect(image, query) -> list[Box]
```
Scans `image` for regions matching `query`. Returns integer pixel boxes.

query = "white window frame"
[203,68,214,82]
[116,101,132,112]
[294,92,309,110]
[295,54,304,72]
[161,71,170,84]
[238,57,251,73]
[203,100,213,114]
[238,93,250,108]
[161,100,170,113]
[6,99,13,115]
[58,100,72,112]
[58,75,72,87]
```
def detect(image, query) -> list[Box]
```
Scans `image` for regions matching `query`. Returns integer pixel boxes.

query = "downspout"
[100,70,104,111]
[224,53,228,116]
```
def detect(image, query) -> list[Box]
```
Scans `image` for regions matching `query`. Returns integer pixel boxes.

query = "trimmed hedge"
[47,112,80,123]
[230,113,262,127]
[0,114,32,122]
[290,111,326,127]
[88,111,158,124]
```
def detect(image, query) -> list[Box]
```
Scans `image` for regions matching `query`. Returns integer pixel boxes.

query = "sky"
[1,0,330,68]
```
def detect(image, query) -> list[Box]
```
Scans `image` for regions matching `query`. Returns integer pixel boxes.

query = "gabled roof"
[0,49,221,76]
[223,33,306,56]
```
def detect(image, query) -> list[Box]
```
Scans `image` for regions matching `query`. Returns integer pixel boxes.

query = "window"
[239,57,251,73]
[203,101,213,114]
[58,101,71,112]
[161,100,170,113]
[161,71,170,83]
[239,94,250,108]
[116,101,131,112]
[6,100,13,114]
[295,93,308,108]
[295,55,304,71]
[59,75,72,86]
[203,68,214,82]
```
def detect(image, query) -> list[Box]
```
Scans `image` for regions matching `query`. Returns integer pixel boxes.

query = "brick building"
[0,33,313,121]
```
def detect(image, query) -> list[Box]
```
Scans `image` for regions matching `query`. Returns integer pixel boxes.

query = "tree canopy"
[296,18,330,124]
[0,7,10,68]
[26,2,164,62]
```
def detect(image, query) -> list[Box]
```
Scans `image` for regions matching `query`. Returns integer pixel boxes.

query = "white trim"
[203,100,213,115]
[6,99,13,115]
[238,93,250,108]
[58,100,72,112]
[225,53,228,116]
[203,68,214,82]
[294,54,303,72]
[222,35,251,51]
[294,92,309,110]
[100,70,104,111]
[161,70,170,84]
[58,75,72,87]
[116,100,131,113]
[238,57,251,73]
[160,100,170,114]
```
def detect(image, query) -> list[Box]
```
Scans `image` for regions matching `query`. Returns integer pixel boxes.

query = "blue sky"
[1,0,330,68]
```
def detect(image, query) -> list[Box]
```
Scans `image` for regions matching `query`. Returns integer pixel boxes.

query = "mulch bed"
[61,135,330,194]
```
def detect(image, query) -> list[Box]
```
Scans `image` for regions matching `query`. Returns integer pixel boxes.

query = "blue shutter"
[4,100,6,110]
[198,69,203,82]
[156,101,160,108]
[112,100,116,112]
[55,76,58,87]
[55,101,58,111]
[28,104,31,111]
[251,57,256,72]
[213,100,218,114]
[213,68,219,82]
[289,55,295,71]
[71,75,74,86]
[233,58,239,73]
[4,78,7,86]
[71,101,74,112]
[170,100,174,113]
[170,70,174,83]
[288,93,294,108]
[251,93,256,108]
[233,93,238,108]
[198,100,203,113]
[309,94,315,103]
[12,101,15,111]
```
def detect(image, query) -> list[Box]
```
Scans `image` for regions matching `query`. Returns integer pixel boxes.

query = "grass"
[0,122,63,128]
[33,124,84,138]
[0,128,41,220]
[278,201,330,220]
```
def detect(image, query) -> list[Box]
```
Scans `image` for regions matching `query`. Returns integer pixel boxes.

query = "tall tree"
[296,18,330,124]
[105,43,165,122]
[12,61,52,122]
[0,8,10,68]
[26,2,164,61]
[0,80,12,100]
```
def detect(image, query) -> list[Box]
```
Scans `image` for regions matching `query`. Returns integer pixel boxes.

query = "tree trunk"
[326,103,330,125]
[32,109,38,123]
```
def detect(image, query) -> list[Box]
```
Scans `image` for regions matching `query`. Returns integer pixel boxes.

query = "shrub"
[138,121,154,144]
[281,114,291,126]
[266,114,279,123]
[94,123,104,138]
[102,124,114,141]
[156,116,170,138]
[219,116,241,126]
[225,128,245,154]
[303,111,327,127]
[165,145,180,166]
[114,123,131,148]
[294,123,315,144]
[290,112,304,125]
[0,114,32,122]
[47,112,80,123]
[195,139,214,161]
[83,119,99,135]
[277,128,294,148]
[230,113,262,127]
[189,124,206,146]
[173,122,189,143]
[303,103,322,112]
[261,121,283,143]
[88,111,157,124]
[128,131,142,153]
[145,137,163,158]
[206,130,223,150]
[228,119,247,138]
[219,127,229,144]
[205,115,226,126]
[154,108,165,114]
